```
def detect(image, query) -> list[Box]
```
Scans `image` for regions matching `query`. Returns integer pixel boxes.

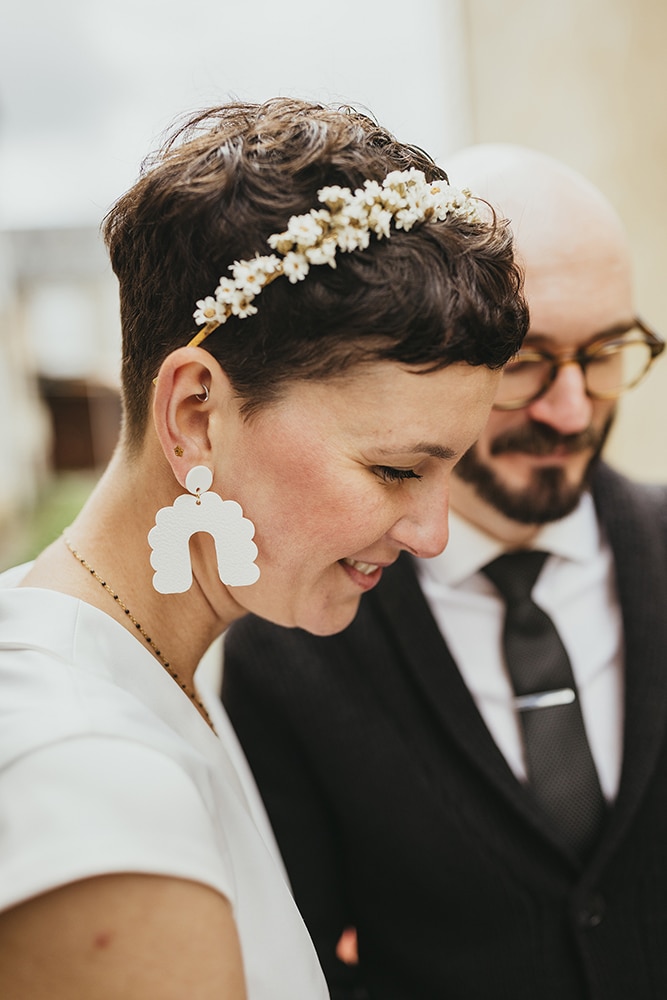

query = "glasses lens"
[495,354,552,409]
[585,333,654,396]
[494,327,660,410]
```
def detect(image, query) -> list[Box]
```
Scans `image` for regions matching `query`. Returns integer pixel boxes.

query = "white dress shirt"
[416,492,624,802]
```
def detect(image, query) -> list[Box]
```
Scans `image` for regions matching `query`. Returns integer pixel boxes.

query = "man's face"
[451,211,633,531]
[453,390,616,525]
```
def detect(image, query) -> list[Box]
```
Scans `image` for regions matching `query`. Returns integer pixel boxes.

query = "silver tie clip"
[514,688,576,711]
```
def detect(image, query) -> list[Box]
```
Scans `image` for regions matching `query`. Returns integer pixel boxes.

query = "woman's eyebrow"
[376,442,457,461]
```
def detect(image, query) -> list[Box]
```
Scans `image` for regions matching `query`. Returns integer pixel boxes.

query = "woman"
[0,99,527,998]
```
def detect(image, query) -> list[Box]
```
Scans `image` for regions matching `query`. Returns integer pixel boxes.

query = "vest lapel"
[592,464,667,860]
[366,552,582,859]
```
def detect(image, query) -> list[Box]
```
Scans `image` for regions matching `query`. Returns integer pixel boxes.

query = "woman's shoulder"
[0,560,34,588]
[0,591,238,917]
[0,586,222,814]
[0,729,234,915]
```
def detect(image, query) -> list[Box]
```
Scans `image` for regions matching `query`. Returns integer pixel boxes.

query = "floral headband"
[188,168,481,348]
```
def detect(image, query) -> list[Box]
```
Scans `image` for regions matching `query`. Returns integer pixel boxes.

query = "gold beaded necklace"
[63,535,216,734]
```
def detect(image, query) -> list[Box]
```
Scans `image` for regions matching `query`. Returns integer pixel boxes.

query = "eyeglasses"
[493,319,665,411]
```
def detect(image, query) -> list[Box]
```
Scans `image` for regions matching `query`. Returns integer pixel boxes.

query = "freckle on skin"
[92,931,113,949]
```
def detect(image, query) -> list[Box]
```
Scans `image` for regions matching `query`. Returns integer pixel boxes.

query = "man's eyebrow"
[376,442,458,461]
[525,321,637,349]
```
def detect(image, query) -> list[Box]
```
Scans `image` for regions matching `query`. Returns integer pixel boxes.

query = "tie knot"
[482,550,549,605]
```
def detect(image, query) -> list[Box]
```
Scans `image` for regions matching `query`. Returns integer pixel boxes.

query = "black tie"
[483,550,605,858]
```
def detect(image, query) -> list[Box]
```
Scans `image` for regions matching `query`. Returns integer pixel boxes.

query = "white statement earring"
[147,465,260,593]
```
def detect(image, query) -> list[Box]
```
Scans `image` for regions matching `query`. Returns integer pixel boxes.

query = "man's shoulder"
[591,463,667,580]
[592,462,667,518]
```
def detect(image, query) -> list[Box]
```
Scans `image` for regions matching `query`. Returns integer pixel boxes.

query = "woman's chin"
[293,594,363,638]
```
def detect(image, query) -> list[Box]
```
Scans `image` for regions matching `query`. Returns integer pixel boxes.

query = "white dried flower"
[229,292,258,319]
[337,199,369,228]
[267,232,294,255]
[359,179,383,204]
[318,185,353,212]
[285,212,327,249]
[336,224,371,252]
[394,206,424,232]
[282,251,310,283]
[231,262,262,295]
[193,296,222,326]
[367,205,393,239]
[305,240,338,267]
[215,277,238,304]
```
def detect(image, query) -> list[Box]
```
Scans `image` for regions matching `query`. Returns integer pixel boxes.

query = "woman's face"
[210,360,499,635]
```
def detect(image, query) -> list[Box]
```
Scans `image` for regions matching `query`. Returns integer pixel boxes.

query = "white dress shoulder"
[0,568,328,1000]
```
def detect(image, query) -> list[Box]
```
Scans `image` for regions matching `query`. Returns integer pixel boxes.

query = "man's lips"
[500,444,579,462]
[490,425,601,458]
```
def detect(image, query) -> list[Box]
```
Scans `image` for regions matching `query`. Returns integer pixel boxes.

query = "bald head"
[444,145,634,335]
[443,144,628,254]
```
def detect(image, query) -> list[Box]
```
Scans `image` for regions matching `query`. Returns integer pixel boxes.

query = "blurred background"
[1,0,666,571]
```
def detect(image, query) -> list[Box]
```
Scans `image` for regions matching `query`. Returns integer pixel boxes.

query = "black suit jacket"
[222,464,667,1000]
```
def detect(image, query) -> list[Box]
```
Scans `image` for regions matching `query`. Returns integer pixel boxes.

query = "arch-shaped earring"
[147,465,260,593]
[195,384,209,402]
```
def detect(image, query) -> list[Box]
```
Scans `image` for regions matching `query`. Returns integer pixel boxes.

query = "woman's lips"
[342,557,381,576]
[340,557,385,591]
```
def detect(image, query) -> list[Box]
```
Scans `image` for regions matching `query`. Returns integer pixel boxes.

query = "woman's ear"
[152,346,234,484]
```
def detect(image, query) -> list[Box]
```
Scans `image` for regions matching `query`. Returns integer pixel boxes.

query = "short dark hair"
[103,98,528,447]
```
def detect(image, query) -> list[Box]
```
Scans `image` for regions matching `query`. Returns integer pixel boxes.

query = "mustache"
[489,422,603,457]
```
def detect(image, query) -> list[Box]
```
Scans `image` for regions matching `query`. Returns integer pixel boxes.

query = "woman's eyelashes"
[375,465,423,483]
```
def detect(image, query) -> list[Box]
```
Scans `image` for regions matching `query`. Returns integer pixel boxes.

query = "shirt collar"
[418,490,601,589]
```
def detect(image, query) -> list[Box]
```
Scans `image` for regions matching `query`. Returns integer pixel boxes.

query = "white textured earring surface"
[148,464,260,593]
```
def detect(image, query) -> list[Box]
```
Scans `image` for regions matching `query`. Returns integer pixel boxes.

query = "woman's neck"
[23,448,244,692]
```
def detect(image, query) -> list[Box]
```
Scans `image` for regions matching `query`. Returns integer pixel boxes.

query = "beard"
[454,414,615,525]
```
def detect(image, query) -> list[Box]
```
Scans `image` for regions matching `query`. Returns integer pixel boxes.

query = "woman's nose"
[388,487,450,559]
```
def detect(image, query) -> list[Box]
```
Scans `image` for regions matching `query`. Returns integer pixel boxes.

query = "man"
[221,145,667,1000]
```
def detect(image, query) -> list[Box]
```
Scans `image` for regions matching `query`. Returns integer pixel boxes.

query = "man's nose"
[526,361,594,434]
